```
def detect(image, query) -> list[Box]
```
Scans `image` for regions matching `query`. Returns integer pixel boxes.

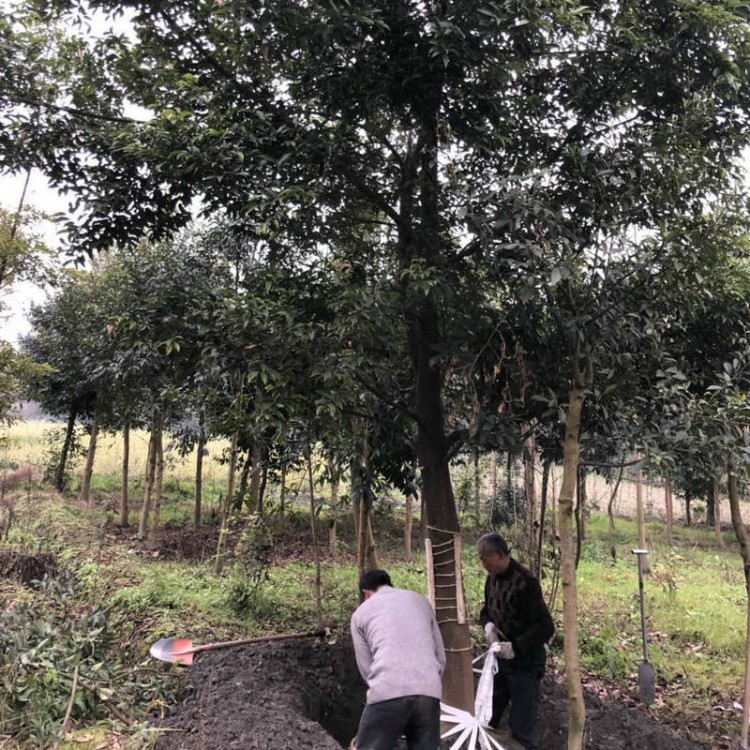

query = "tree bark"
[147,414,165,550]
[194,407,205,526]
[118,420,130,527]
[215,430,239,574]
[636,467,650,573]
[329,469,340,557]
[306,443,324,629]
[607,463,624,562]
[664,469,674,547]
[138,413,158,539]
[727,454,750,750]
[524,434,537,567]
[713,478,725,548]
[405,489,415,560]
[78,407,100,507]
[558,372,587,750]
[54,407,78,493]
[536,457,552,578]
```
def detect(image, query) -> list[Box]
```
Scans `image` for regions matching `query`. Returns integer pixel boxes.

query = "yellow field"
[0,419,233,486]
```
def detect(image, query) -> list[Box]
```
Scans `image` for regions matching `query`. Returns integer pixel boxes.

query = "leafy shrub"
[0,576,182,746]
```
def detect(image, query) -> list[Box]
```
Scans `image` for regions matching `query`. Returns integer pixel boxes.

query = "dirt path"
[152,639,709,750]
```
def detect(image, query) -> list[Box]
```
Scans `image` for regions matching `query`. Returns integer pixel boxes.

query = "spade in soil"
[632,548,655,706]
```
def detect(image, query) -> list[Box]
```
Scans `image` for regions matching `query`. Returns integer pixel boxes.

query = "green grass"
[2,419,748,744]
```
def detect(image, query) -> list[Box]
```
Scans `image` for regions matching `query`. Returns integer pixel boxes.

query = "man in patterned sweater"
[477,533,554,750]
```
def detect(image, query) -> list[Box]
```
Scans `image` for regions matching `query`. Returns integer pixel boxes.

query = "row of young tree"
[5,1,750,746]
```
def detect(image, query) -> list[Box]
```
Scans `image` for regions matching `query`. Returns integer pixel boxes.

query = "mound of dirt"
[152,638,709,750]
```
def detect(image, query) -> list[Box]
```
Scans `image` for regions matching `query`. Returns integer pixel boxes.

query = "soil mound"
[152,639,709,750]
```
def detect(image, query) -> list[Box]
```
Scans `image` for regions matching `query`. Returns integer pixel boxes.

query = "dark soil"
[152,638,710,750]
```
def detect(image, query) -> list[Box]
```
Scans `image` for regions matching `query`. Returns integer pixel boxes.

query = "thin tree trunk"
[78,408,100,507]
[574,465,584,569]
[306,442,324,629]
[214,430,239,574]
[558,372,587,750]
[147,415,165,550]
[138,415,158,539]
[55,407,78,493]
[607,462,625,562]
[727,454,750,750]
[119,420,130,527]
[490,451,498,522]
[524,434,537,567]
[258,464,268,517]
[713,478,725,548]
[536,458,551,578]
[405,490,414,560]
[473,447,481,525]
[329,469,340,557]
[664,469,674,546]
[578,465,587,541]
[636,467,650,573]
[279,463,287,515]
[248,438,262,515]
[194,408,205,526]
[237,454,252,510]
[685,492,692,527]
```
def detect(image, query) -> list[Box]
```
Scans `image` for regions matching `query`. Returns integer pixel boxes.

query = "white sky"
[0,170,70,346]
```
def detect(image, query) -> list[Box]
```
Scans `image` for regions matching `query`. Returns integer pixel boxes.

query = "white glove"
[484,622,499,645]
[496,641,515,660]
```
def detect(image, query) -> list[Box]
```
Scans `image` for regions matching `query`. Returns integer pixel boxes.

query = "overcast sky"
[1,169,71,346]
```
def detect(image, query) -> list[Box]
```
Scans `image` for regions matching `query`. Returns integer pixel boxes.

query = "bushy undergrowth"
[0,576,183,748]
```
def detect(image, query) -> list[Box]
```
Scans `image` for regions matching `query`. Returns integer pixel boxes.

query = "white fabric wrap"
[474,642,501,727]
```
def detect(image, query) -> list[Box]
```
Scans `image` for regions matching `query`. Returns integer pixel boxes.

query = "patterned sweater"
[479,558,555,657]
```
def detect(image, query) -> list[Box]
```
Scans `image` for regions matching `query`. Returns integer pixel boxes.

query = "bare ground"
[151,638,711,750]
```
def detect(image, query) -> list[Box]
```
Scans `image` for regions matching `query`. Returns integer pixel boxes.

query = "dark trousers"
[490,646,546,750]
[356,695,441,750]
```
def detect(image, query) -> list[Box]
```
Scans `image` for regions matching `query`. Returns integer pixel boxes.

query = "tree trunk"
[410,300,473,714]
[664,469,674,547]
[685,492,692,527]
[329,470,340,557]
[574,465,585,569]
[194,408,205,526]
[727,454,750,750]
[405,489,415,560]
[118,420,130,527]
[607,463,625,562]
[558,372,587,750]
[249,438,262,515]
[636,467,650,573]
[54,407,78,493]
[713,478,725,548]
[306,443,324,629]
[147,414,165,550]
[279,463,287,515]
[78,408,100,507]
[524,434,537,567]
[138,414,158,539]
[471,447,480,525]
[490,450,498,523]
[536,457,551,578]
[215,430,239,574]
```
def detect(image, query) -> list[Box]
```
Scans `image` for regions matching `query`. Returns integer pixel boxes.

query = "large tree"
[5,0,750,736]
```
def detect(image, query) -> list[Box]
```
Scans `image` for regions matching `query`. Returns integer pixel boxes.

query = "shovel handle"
[193,628,328,653]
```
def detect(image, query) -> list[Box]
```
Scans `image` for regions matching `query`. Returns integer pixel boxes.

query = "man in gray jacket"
[350,569,446,750]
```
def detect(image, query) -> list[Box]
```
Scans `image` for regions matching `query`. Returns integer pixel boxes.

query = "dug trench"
[151,638,710,750]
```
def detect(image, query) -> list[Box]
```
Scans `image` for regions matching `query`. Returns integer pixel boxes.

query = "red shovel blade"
[150,637,195,665]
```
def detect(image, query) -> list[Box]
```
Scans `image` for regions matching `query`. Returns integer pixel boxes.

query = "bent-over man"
[350,568,446,750]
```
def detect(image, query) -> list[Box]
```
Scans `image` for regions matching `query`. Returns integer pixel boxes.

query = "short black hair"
[476,533,510,557]
[359,569,392,594]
